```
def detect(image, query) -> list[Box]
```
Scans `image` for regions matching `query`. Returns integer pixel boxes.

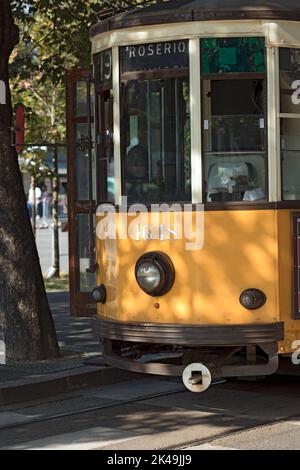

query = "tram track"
[1,375,300,450]
[3,387,300,451]
[171,412,300,450]
[0,376,231,434]
[0,386,187,433]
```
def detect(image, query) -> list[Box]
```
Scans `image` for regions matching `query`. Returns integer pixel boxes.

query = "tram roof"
[90,0,300,37]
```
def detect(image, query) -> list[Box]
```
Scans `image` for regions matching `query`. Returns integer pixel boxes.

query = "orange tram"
[66,1,300,392]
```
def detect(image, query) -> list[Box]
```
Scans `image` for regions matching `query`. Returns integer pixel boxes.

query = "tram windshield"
[201,37,267,203]
[121,40,191,204]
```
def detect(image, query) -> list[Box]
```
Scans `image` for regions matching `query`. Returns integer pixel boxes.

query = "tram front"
[87,1,300,392]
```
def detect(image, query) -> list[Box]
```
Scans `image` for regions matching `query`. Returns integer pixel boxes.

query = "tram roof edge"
[90,0,300,38]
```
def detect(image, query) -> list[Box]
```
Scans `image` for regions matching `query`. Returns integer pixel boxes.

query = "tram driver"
[125,144,149,201]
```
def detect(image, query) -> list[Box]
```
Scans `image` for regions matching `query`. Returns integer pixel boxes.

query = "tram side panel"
[95,209,279,327]
[278,209,300,354]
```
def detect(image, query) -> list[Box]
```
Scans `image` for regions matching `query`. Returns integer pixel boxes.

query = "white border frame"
[92,20,264,53]
[267,45,281,202]
[190,38,202,204]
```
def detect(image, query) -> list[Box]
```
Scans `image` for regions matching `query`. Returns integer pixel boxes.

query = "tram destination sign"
[122,40,189,72]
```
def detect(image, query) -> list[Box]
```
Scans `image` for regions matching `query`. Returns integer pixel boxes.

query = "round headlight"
[136,262,162,292]
[135,252,175,297]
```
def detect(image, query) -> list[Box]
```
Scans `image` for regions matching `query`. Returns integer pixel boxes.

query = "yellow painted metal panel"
[277,209,300,353]
[96,210,278,325]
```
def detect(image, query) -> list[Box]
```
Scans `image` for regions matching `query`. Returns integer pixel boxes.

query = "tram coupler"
[182,363,213,393]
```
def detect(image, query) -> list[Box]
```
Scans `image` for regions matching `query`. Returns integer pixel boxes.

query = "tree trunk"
[0,1,59,361]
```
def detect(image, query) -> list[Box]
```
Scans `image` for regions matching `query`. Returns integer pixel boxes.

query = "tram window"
[94,49,114,203]
[280,48,300,115]
[281,120,300,200]
[120,40,190,204]
[75,82,88,117]
[74,123,96,201]
[97,89,114,203]
[202,37,265,75]
[76,214,96,292]
[201,37,267,203]
[280,48,300,201]
[122,78,191,204]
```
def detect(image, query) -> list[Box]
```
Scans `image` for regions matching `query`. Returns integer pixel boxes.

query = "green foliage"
[10,0,165,143]
[10,1,101,143]
[19,148,54,181]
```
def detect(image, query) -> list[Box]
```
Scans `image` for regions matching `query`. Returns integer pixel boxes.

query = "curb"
[0,366,143,406]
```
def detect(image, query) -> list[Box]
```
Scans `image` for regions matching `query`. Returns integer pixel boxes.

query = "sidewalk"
[36,228,69,274]
[49,291,98,354]
[0,292,136,405]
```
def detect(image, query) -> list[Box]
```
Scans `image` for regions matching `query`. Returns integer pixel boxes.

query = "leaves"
[19,148,54,180]
[10,0,166,143]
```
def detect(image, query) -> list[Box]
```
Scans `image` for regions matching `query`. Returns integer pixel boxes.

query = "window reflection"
[97,89,114,203]
[280,48,300,115]
[202,37,265,74]
[281,119,300,200]
[202,37,267,203]
[76,214,96,292]
[122,78,191,204]
[120,40,190,204]
[74,123,96,201]
[280,48,300,201]
[74,81,94,117]
[94,49,114,203]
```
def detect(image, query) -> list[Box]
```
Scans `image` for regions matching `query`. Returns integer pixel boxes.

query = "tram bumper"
[92,316,284,388]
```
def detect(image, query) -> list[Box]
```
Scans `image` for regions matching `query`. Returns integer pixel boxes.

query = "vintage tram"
[66,0,300,392]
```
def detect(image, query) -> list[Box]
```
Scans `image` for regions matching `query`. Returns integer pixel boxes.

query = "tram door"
[66,69,97,316]
[94,50,114,204]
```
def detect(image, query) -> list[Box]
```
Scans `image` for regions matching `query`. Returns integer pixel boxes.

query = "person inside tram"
[125,144,149,201]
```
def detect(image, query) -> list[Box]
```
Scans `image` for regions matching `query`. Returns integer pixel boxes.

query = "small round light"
[92,284,107,304]
[135,252,175,297]
[136,262,161,292]
[240,289,266,310]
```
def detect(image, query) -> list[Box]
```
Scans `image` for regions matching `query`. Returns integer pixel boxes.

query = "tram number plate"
[135,224,178,241]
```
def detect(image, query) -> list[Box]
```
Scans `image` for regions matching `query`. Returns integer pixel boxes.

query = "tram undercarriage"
[93,318,283,392]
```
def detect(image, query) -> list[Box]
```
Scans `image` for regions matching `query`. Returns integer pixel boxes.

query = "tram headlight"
[135,252,175,297]
[136,263,161,292]
[239,289,266,310]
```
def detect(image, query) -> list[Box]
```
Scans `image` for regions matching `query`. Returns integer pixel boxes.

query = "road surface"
[1,373,300,450]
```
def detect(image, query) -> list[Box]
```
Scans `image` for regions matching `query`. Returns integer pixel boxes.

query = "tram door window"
[66,69,97,316]
[76,214,96,292]
[120,40,191,204]
[74,122,96,201]
[280,48,300,201]
[201,37,267,203]
[94,50,114,203]
[97,89,114,203]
